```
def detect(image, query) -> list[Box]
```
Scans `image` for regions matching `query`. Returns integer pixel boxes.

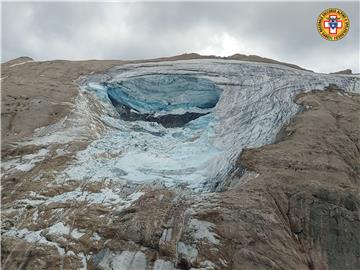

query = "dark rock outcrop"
[330,69,353,75]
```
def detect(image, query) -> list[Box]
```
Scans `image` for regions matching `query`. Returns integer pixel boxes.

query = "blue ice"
[105,75,221,114]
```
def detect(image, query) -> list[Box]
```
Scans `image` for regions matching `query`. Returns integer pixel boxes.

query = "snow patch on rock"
[189,219,220,245]
[44,188,144,208]
[4,228,65,256]
[177,242,198,264]
[95,250,147,270]
[154,259,177,270]
[1,148,49,173]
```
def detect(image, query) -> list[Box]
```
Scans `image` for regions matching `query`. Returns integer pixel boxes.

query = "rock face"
[235,88,360,270]
[1,57,127,147]
[1,55,360,270]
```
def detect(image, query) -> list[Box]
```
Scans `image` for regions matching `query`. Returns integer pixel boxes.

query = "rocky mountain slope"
[1,55,359,270]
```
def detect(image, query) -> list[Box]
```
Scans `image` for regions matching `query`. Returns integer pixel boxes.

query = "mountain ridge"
[4,52,312,72]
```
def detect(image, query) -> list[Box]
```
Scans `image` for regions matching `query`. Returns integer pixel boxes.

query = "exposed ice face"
[64,59,359,190]
[105,75,221,128]
[106,75,221,114]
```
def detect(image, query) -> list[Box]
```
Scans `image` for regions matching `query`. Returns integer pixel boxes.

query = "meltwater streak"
[64,59,359,190]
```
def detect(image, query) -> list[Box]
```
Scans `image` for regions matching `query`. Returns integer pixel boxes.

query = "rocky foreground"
[1,55,360,270]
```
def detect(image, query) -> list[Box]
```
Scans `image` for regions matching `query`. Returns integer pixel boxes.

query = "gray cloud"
[2,1,359,73]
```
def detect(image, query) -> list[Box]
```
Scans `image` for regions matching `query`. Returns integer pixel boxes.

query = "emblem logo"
[317,8,350,41]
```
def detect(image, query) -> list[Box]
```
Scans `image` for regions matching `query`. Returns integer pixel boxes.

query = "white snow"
[189,219,220,245]
[1,148,49,173]
[90,232,101,241]
[79,252,88,270]
[177,242,198,263]
[66,250,76,256]
[9,60,34,68]
[43,188,143,209]
[97,250,147,270]
[154,259,176,270]
[46,222,85,240]
[32,210,39,221]
[200,260,216,268]
[3,228,65,256]
[47,222,70,236]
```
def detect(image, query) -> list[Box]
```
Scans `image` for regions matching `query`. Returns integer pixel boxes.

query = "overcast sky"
[2,1,359,73]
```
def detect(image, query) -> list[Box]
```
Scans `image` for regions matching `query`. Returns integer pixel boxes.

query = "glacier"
[60,59,359,190]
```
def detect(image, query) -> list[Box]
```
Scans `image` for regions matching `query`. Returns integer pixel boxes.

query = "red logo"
[323,15,343,34]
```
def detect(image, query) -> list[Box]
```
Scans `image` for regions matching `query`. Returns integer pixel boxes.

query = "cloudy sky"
[2,1,359,73]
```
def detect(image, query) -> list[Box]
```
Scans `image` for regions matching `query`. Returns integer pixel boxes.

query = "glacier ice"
[106,75,221,114]
[106,75,221,128]
[62,59,359,190]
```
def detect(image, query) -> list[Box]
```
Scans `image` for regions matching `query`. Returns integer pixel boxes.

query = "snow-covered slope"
[58,59,359,190]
